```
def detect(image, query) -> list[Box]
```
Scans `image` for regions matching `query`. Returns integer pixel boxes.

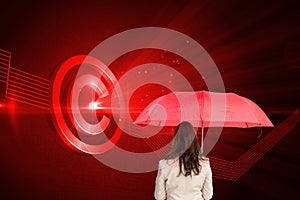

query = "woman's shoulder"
[199,156,210,165]
[158,158,178,169]
[200,156,209,161]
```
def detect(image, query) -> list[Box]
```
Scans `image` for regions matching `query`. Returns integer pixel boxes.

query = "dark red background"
[0,0,299,199]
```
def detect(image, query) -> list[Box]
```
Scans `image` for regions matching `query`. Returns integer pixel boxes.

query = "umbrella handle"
[201,126,204,155]
[257,128,263,139]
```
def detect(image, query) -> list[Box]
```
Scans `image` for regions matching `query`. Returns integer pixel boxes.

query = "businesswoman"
[154,121,213,200]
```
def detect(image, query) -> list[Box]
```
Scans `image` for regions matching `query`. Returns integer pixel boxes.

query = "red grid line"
[0,52,9,60]
[8,84,49,98]
[0,74,7,79]
[0,51,10,56]
[0,48,11,56]
[0,78,7,83]
[210,167,233,173]
[232,110,299,180]
[9,74,50,90]
[6,95,50,110]
[7,88,49,103]
[8,79,49,95]
[210,160,234,168]
[4,49,11,99]
[210,156,234,164]
[0,53,10,58]
[11,67,51,83]
[10,68,50,86]
[0,64,8,72]
[0,61,9,67]
[0,57,9,64]
[211,171,235,178]
[211,168,234,176]
[6,93,49,108]
[0,71,7,77]
[210,162,234,169]
[9,70,50,87]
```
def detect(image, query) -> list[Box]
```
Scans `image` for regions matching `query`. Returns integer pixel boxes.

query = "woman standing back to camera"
[154,121,213,200]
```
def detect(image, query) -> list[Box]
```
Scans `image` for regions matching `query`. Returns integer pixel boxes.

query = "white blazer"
[154,158,213,200]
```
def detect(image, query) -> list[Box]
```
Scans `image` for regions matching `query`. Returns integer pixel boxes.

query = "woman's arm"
[154,160,167,200]
[202,161,213,200]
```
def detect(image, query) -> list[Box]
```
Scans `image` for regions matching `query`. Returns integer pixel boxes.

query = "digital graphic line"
[232,110,299,180]
[8,79,50,95]
[0,53,10,58]
[233,153,260,177]
[0,53,10,59]
[10,66,50,84]
[236,111,298,166]
[2,49,12,100]
[6,96,50,110]
[210,170,235,180]
[0,57,9,64]
[9,70,50,87]
[8,84,49,98]
[0,65,8,72]
[0,55,9,60]
[0,61,9,67]
[6,77,50,108]
[209,158,234,167]
[0,48,11,55]
[7,88,49,104]
[210,166,234,174]
[0,76,7,83]
[8,75,50,90]
[0,71,7,77]
[0,51,10,56]
[2,49,51,111]
[11,67,51,83]
[210,166,234,175]
[6,93,49,109]
[6,92,49,106]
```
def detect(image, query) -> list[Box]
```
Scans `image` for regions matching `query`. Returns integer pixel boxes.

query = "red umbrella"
[135,90,274,153]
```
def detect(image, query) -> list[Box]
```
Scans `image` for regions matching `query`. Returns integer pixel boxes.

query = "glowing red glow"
[0,48,50,110]
[88,101,98,110]
[51,55,122,154]
[0,47,295,179]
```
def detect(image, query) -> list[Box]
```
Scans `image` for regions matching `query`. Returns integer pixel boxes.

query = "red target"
[51,55,122,154]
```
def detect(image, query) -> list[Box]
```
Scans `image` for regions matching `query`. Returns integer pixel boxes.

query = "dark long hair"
[165,121,202,177]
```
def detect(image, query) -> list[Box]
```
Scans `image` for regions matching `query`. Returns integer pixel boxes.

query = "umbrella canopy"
[135,91,274,154]
[135,90,274,128]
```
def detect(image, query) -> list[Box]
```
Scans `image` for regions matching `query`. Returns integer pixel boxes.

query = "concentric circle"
[51,55,122,154]
[80,27,226,173]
